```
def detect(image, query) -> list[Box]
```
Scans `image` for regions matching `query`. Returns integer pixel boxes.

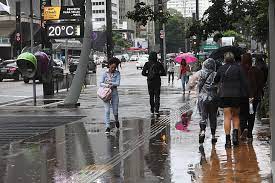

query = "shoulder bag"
[97,73,113,102]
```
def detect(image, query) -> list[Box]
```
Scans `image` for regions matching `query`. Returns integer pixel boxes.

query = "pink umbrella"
[175,53,198,64]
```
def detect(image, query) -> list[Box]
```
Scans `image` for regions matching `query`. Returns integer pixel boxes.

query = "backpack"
[147,63,159,80]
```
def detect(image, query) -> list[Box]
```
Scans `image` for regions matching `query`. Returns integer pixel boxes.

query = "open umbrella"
[175,53,198,64]
[209,46,246,62]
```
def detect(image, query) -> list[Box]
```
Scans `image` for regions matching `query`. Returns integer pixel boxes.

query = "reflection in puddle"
[189,143,272,182]
[175,110,193,132]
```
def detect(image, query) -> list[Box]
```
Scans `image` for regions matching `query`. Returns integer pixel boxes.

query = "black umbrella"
[209,46,246,62]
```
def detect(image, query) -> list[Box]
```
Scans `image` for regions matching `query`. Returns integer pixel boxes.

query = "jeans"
[148,85,161,113]
[240,98,260,136]
[168,72,174,83]
[104,90,119,128]
[181,74,189,91]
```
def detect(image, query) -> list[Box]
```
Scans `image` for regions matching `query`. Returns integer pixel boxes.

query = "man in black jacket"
[142,52,166,114]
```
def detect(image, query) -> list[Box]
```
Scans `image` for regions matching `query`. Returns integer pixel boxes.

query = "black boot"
[114,115,120,128]
[199,130,205,144]
[199,124,206,144]
[211,128,217,144]
[232,129,239,146]
[225,134,231,148]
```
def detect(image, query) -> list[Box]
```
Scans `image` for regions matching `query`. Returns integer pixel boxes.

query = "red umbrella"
[175,53,198,64]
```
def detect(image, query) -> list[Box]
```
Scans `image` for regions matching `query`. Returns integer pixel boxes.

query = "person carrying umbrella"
[214,52,248,148]
[178,58,191,94]
[188,58,219,145]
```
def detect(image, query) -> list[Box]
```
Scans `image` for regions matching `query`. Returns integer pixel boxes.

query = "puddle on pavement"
[0,110,272,183]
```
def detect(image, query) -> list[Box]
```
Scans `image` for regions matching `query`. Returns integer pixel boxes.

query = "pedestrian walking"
[99,57,121,134]
[188,58,219,145]
[178,59,191,94]
[239,53,265,141]
[167,59,175,84]
[214,52,248,148]
[142,52,166,115]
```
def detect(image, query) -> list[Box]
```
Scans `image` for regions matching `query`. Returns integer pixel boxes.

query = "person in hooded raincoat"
[188,58,219,145]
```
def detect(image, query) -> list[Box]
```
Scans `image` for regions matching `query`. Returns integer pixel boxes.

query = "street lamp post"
[29,0,36,106]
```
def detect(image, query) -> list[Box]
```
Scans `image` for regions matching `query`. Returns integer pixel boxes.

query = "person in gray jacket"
[188,58,219,145]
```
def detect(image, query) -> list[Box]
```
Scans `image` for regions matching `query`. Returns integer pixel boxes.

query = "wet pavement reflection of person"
[104,130,122,182]
[195,144,262,182]
[145,118,171,182]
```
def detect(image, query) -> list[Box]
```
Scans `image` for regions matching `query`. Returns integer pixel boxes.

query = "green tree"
[126,2,170,26]
[203,0,231,33]
[165,9,191,52]
[223,30,244,43]
[250,0,268,44]
[112,32,131,50]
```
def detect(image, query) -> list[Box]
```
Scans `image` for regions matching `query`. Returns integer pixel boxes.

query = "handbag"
[97,73,113,102]
[97,87,112,102]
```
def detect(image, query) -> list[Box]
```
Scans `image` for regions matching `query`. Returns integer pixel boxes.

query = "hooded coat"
[188,58,218,102]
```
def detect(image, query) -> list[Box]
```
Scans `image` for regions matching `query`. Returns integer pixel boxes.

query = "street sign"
[46,22,84,39]
[202,44,220,50]
[40,0,51,28]
[44,6,85,20]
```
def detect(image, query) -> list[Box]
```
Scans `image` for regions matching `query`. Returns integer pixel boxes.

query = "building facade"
[167,0,212,19]
[91,0,120,31]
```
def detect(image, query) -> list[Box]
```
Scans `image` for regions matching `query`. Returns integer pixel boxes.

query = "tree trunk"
[64,0,92,105]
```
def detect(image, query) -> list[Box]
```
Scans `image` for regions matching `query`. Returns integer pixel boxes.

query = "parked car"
[136,56,148,69]
[0,59,22,81]
[69,59,97,74]
[53,59,63,67]
[130,55,139,62]
[101,56,108,68]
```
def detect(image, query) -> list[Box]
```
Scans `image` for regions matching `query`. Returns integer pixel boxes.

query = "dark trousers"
[148,85,161,113]
[168,72,174,83]
[240,98,260,136]
[198,99,218,133]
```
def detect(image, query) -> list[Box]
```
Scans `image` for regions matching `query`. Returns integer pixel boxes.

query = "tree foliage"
[187,0,269,46]
[113,32,131,49]
[126,2,170,26]
[165,9,192,52]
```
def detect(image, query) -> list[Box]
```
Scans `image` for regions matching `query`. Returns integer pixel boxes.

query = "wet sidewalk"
[0,70,272,182]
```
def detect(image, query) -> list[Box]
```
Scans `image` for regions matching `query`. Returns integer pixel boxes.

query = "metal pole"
[268,0,275,180]
[106,0,113,60]
[30,0,36,106]
[158,0,164,63]
[65,39,68,70]
[196,0,199,20]
[163,24,167,71]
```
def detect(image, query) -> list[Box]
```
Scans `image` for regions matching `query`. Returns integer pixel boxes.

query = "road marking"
[0,95,31,98]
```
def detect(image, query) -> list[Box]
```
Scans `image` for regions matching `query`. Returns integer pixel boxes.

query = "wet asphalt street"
[0,62,272,183]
